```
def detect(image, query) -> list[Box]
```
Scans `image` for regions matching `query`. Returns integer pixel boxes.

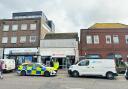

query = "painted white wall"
[40,39,78,48]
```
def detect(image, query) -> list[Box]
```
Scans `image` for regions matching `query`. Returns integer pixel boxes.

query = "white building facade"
[39,33,79,69]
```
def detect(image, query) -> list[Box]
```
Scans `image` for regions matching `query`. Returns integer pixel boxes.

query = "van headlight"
[69,65,73,69]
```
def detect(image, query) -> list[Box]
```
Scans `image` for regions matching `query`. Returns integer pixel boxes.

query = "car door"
[26,64,33,75]
[77,60,90,75]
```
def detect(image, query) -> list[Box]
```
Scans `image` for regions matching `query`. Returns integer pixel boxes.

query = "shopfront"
[4,48,39,66]
[40,48,77,69]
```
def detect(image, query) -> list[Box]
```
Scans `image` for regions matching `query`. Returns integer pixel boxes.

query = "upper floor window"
[86,35,92,44]
[30,24,36,30]
[2,37,8,43]
[30,36,36,43]
[20,36,26,43]
[93,35,99,44]
[3,25,9,31]
[125,35,128,44]
[11,36,17,43]
[12,24,18,31]
[21,24,27,30]
[113,35,119,44]
[106,35,111,44]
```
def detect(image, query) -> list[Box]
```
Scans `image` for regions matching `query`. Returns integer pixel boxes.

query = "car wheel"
[44,71,50,77]
[72,71,79,77]
[106,72,114,80]
[21,70,26,76]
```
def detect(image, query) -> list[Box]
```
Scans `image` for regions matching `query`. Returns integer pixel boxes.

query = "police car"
[17,63,57,77]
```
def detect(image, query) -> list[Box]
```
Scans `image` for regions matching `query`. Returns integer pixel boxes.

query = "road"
[0,71,128,89]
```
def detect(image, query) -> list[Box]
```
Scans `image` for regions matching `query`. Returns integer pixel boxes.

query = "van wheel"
[21,71,26,76]
[44,71,50,77]
[106,72,114,80]
[125,77,128,80]
[72,71,79,77]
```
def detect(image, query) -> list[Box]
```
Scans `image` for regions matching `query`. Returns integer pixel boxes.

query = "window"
[30,36,36,43]
[78,60,89,66]
[12,24,18,31]
[21,24,27,30]
[3,25,9,31]
[30,24,36,30]
[86,35,92,44]
[106,35,111,44]
[113,35,119,44]
[93,35,99,44]
[125,35,128,44]
[11,37,17,43]
[20,36,26,43]
[2,37,8,43]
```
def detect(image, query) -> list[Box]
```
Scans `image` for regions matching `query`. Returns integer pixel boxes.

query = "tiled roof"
[44,33,78,40]
[89,23,128,29]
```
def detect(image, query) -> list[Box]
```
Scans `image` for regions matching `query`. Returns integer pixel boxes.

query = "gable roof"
[89,23,128,29]
[44,33,78,40]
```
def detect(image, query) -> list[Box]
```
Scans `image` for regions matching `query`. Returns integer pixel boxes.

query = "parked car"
[17,63,57,77]
[0,59,15,72]
[68,59,118,80]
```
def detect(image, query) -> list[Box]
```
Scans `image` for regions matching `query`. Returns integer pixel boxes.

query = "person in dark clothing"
[0,60,4,79]
[50,59,54,67]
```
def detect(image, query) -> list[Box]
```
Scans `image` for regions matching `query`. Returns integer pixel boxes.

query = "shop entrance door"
[54,57,68,69]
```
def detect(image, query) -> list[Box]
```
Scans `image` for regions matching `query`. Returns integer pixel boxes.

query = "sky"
[0,0,128,33]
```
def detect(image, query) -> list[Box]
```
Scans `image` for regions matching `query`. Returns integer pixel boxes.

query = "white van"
[68,59,118,79]
[0,59,15,71]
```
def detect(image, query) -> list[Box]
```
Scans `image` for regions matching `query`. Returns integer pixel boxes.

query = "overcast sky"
[0,0,128,33]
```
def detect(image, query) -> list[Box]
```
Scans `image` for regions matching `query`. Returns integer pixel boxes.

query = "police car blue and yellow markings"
[17,63,57,77]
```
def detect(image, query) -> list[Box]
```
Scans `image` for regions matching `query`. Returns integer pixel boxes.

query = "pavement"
[0,70,128,89]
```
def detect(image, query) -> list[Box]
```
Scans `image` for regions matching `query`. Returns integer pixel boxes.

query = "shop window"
[2,37,8,43]
[106,35,111,44]
[3,25,9,31]
[86,35,92,44]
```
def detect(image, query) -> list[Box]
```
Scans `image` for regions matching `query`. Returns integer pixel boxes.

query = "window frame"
[113,35,119,44]
[30,36,36,43]
[2,37,8,43]
[12,24,18,31]
[86,35,92,44]
[20,36,26,43]
[93,35,99,44]
[11,36,17,43]
[30,23,37,30]
[21,24,27,30]
[106,35,112,44]
[125,35,128,44]
[3,25,9,31]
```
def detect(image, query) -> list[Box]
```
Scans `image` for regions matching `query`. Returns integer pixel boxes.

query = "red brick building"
[80,23,128,62]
